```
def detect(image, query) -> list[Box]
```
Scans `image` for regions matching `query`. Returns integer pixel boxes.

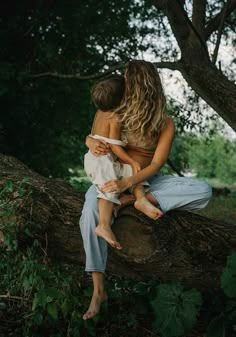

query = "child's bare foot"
[114,194,136,217]
[95,225,122,249]
[134,197,163,220]
[83,290,108,320]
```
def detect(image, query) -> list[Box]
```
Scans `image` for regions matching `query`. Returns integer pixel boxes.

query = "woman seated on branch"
[80,59,212,320]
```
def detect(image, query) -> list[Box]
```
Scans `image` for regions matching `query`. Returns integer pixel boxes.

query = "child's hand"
[131,161,141,175]
[86,136,110,156]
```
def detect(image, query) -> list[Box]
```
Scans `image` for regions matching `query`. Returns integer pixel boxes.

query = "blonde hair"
[115,60,167,141]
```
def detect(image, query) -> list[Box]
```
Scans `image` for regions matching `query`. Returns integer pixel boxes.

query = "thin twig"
[0,294,24,301]
[167,159,184,177]
[28,61,181,80]
[212,0,231,64]
[41,232,48,264]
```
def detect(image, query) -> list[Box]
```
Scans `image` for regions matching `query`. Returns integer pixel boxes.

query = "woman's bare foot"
[134,197,163,220]
[83,290,108,320]
[95,225,122,249]
[114,193,136,217]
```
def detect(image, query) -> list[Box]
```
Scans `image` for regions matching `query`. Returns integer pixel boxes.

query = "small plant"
[151,282,202,337]
[207,252,236,337]
[0,180,96,337]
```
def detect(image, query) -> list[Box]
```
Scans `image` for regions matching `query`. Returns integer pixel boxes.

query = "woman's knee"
[200,180,212,199]
[80,185,99,230]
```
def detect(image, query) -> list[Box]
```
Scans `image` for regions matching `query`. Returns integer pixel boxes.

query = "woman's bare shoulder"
[163,116,175,131]
[166,116,175,126]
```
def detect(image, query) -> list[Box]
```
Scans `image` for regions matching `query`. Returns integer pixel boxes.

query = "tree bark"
[0,153,236,290]
[150,0,236,132]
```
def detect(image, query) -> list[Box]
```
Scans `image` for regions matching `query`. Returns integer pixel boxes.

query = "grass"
[196,194,236,224]
[196,178,236,224]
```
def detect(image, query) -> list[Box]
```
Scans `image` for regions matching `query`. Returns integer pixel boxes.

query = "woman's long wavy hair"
[116,60,167,141]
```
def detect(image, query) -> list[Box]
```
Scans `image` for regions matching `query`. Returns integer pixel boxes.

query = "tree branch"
[151,0,209,62]
[28,61,181,80]
[167,159,184,177]
[205,0,236,40]
[192,0,206,39]
[212,0,231,64]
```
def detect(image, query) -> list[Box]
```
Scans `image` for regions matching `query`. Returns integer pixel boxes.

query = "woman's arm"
[109,116,141,172]
[101,117,175,193]
[85,135,110,156]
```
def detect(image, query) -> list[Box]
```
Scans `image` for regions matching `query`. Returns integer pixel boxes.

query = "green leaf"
[44,287,62,301]
[225,300,236,322]
[151,282,202,337]
[19,177,29,185]
[32,289,48,310]
[61,299,70,318]
[47,302,58,320]
[207,314,225,337]
[72,327,80,337]
[23,277,32,291]
[24,227,34,238]
[221,253,236,298]
[0,209,13,217]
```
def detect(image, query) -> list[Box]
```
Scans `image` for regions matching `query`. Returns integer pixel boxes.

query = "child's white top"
[90,134,126,147]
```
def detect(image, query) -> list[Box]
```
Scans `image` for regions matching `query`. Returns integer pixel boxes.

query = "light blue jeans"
[79,174,212,273]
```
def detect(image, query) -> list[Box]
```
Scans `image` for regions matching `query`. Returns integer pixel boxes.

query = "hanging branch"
[205,0,236,40]
[212,0,231,64]
[28,61,181,80]
[167,159,184,177]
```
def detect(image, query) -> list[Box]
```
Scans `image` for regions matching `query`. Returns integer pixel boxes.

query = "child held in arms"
[84,75,163,250]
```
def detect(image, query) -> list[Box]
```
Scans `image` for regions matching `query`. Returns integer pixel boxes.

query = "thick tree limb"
[205,0,236,40]
[149,0,236,132]
[0,153,235,290]
[192,0,206,39]
[150,0,209,61]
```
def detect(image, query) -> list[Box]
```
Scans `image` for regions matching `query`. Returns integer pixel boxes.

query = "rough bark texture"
[0,154,236,291]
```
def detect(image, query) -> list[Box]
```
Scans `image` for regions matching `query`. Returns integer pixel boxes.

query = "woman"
[80,60,212,320]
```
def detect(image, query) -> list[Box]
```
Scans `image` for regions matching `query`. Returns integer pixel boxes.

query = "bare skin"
[134,197,163,220]
[113,193,136,217]
[95,198,122,250]
[95,224,122,250]
[133,185,163,220]
[83,272,108,320]
[114,192,163,220]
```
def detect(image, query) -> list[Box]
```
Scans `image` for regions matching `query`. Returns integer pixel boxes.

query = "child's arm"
[109,116,141,174]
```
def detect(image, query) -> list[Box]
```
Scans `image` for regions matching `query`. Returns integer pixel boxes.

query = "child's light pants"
[84,151,149,205]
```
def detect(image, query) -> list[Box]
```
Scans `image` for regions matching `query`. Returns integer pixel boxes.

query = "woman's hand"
[100,177,131,194]
[86,136,110,157]
[131,161,141,175]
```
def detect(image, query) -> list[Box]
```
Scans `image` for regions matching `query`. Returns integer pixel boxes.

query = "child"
[84,75,163,250]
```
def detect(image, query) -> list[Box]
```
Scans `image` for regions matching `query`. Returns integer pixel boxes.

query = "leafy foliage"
[0,0,162,178]
[151,282,202,337]
[186,135,236,184]
[221,253,236,298]
[1,180,236,337]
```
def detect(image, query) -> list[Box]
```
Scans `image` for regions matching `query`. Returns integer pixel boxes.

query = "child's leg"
[133,185,163,220]
[113,193,136,217]
[95,198,122,250]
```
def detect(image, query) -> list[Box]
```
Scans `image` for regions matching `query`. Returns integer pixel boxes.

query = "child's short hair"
[91,75,125,112]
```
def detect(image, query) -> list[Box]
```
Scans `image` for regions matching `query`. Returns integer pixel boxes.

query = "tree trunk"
[0,153,235,290]
[151,0,236,132]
